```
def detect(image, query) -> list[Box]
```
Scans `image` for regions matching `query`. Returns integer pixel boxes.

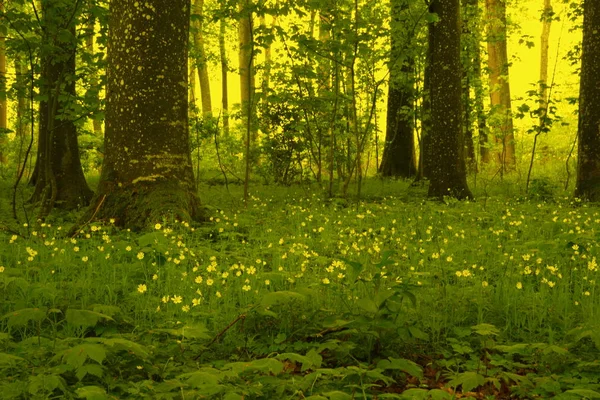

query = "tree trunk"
[461,0,478,170]
[192,0,212,117]
[380,0,416,178]
[539,0,552,120]
[86,0,202,228]
[219,8,229,136]
[30,0,93,213]
[238,0,255,141]
[575,0,600,201]
[0,1,7,165]
[427,0,472,199]
[486,0,515,172]
[85,16,103,136]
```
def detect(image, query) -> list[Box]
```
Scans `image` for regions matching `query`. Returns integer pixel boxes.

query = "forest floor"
[0,177,599,399]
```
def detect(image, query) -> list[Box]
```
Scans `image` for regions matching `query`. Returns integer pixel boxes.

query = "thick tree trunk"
[87,0,202,228]
[192,0,212,117]
[575,0,600,200]
[427,0,472,199]
[486,0,515,171]
[30,1,93,213]
[461,0,478,170]
[380,0,416,178]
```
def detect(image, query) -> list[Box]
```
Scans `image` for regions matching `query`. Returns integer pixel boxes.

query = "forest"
[0,0,599,398]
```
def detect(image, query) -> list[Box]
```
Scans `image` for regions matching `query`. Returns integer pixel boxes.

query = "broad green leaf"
[542,344,569,355]
[356,298,379,314]
[448,371,485,393]
[377,357,423,379]
[260,291,306,307]
[93,338,149,359]
[408,326,429,340]
[427,389,453,400]
[398,388,429,399]
[471,323,499,336]
[63,344,107,368]
[66,309,114,329]
[563,389,600,398]
[151,324,210,339]
[28,374,67,395]
[0,352,26,366]
[180,371,224,395]
[304,396,328,400]
[322,391,352,400]
[0,333,12,342]
[76,385,109,400]
[76,364,105,381]
[494,343,531,354]
[223,393,244,400]
[225,358,284,375]
[2,308,47,328]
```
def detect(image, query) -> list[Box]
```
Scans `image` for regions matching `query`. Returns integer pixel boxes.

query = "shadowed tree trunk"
[486,0,515,172]
[86,16,103,136]
[427,0,472,199]
[219,6,229,136]
[539,0,552,120]
[380,0,416,178]
[30,0,93,215]
[575,0,600,201]
[0,1,7,165]
[461,0,478,170]
[84,0,202,228]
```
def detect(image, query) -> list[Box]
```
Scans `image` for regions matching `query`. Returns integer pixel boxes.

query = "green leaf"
[377,357,423,379]
[151,324,210,339]
[0,352,26,366]
[76,364,105,381]
[322,391,352,400]
[2,307,47,328]
[260,291,306,307]
[66,309,114,329]
[356,298,379,314]
[28,374,67,396]
[63,344,107,369]
[180,371,224,395]
[427,389,453,400]
[563,389,600,398]
[76,385,109,400]
[223,393,244,400]
[408,326,429,340]
[93,338,149,359]
[471,323,499,336]
[448,371,485,393]
[398,388,429,399]
[225,358,284,375]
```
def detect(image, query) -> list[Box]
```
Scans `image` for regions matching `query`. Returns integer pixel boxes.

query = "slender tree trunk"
[219,9,229,136]
[85,0,202,228]
[539,0,552,120]
[486,0,515,172]
[0,1,7,165]
[575,0,600,201]
[30,0,93,214]
[15,55,30,176]
[474,41,490,164]
[238,0,255,141]
[461,0,478,170]
[85,16,103,136]
[192,0,212,117]
[427,0,472,199]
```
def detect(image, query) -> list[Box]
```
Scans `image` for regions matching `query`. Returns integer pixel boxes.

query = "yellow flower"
[125,246,132,252]
[216,291,222,298]
[152,274,158,280]
[137,252,144,260]
[322,278,330,284]
[155,223,162,230]
[242,285,251,291]
[0,266,4,273]
[195,275,203,284]
[73,246,80,252]
[516,282,523,290]
[265,280,270,285]
[182,305,190,312]
[172,295,182,304]
[137,284,147,293]
[482,281,489,288]
[206,278,214,286]
[82,256,89,262]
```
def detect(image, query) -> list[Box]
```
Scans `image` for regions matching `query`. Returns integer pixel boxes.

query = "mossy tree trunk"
[379,0,416,178]
[575,0,600,201]
[427,0,472,200]
[87,0,202,228]
[29,0,93,214]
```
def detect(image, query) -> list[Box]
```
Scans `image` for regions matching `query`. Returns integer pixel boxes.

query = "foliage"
[1,180,600,398]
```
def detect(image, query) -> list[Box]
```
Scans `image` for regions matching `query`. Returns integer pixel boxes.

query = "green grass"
[1,178,600,399]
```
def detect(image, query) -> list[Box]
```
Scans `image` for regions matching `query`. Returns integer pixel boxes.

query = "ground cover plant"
[1,180,600,399]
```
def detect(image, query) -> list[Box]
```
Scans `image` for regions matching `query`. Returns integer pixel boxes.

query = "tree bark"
[539,0,552,120]
[0,1,7,165]
[486,0,515,171]
[380,0,416,178]
[219,8,229,136]
[427,0,472,199]
[85,16,103,136]
[575,0,600,201]
[238,0,255,141]
[30,0,93,213]
[86,0,202,228]
[192,0,212,117]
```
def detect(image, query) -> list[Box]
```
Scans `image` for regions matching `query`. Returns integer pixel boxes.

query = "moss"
[88,179,205,230]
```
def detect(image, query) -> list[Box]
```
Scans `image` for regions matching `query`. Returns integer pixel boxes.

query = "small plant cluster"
[1,183,600,399]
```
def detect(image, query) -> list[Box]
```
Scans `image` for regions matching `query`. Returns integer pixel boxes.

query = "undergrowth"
[1,179,599,399]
